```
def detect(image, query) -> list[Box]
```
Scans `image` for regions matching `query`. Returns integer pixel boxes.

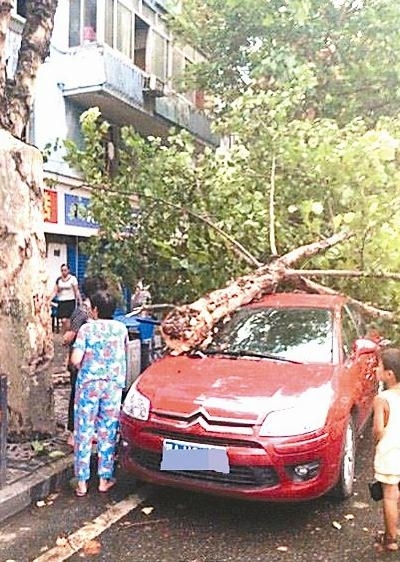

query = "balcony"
[60,43,218,146]
[60,43,152,131]
[155,96,219,146]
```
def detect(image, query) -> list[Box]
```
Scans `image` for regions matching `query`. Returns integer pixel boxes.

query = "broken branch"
[161,230,354,354]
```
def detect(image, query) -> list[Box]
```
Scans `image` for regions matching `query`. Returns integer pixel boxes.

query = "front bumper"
[119,412,341,502]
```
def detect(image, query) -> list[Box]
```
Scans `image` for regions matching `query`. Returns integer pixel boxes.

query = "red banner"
[43,189,58,223]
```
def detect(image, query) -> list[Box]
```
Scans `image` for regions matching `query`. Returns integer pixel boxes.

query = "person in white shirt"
[51,264,82,332]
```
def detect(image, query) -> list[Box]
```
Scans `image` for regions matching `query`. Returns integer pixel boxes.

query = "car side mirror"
[353,338,379,357]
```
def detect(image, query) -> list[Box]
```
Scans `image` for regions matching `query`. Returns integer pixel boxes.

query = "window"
[170,44,205,108]
[69,0,97,47]
[134,16,149,71]
[105,1,148,63]
[171,46,185,90]
[142,3,156,24]
[346,304,367,336]
[16,0,27,18]
[207,307,334,364]
[104,0,114,47]
[342,307,360,358]
[83,0,97,42]
[69,0,81,47]
[117,2,132,57]
[151,31,167,80]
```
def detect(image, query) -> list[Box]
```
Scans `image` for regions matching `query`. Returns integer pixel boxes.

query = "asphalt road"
[0,423,391,562]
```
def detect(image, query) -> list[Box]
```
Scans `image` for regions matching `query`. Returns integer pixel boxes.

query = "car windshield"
[205,306,334,364]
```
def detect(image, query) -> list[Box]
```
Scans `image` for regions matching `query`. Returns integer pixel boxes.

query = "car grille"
[145,428,262,449]
[131,447,279,488]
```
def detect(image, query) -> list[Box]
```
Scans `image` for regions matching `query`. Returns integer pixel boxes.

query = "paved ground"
[0,333,389,562]
[0,328,154,523]
[0,425,390,562]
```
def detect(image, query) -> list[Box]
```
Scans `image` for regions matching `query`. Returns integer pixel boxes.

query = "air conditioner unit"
[143,74,165,97]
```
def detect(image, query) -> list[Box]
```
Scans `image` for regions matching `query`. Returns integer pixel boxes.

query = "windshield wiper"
[199,349,240,359]
[203,349,303,364]
[187,349,207,358]
[233,350,303,363]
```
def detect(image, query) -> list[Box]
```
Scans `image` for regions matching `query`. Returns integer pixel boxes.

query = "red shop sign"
[43,189,58,223]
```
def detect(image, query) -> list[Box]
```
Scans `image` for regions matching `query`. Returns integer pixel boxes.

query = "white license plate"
[160,438,229,473]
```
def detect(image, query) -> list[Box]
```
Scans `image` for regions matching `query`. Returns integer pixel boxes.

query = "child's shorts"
[374,472,400,485]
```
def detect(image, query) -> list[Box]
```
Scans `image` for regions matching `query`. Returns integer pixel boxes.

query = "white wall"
[47,243,68,291]
[33,56,69,161]
[51,0,70,51]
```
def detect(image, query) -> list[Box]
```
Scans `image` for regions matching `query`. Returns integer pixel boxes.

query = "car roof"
[245,292,348,310]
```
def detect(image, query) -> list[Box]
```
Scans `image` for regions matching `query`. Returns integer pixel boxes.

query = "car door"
[341,305,377,428]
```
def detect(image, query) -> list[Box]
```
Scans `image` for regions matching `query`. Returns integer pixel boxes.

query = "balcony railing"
[155,96,218,146]
[61,43,146,109]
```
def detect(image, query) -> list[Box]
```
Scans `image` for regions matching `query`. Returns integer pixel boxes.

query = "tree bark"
[0,1,59,440]
[5,1,58,137]
[0,1,58,136]
[161,231,354,354]
[0,130,54,440]
[287,269,400,281]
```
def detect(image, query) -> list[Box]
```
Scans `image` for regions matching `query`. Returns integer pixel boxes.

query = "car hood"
[137,355,336,424]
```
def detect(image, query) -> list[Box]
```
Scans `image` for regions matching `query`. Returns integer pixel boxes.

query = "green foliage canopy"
[65,0,400,315]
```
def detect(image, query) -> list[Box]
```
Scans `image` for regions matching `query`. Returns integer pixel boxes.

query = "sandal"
[75,482,87,497]
[374,532,398,552]
[98,479,116,493]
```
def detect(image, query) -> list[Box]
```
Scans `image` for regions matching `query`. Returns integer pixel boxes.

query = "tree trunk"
[0,129,54,441]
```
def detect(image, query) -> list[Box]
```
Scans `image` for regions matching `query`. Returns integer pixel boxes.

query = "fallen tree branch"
[288,269,400,281]
[78,182,263,268]
[275,230,354,268]
[161,230,354,354]
[297,277,394,320]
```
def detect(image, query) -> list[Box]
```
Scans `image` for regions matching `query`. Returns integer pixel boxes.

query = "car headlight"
[122,385,151,421]
[259,405,328,437]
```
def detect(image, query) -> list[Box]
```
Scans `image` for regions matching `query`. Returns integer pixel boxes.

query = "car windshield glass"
[205,307,334,364]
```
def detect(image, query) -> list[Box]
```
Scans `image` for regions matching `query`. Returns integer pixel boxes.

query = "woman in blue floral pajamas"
[70,290,128,497]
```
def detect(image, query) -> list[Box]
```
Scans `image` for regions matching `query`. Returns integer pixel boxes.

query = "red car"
[119,293,379,502]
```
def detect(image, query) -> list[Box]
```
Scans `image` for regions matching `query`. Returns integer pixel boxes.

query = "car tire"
[331,416,356,500]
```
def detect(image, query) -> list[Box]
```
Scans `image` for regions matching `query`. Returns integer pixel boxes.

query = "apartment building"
[7,0,217,294]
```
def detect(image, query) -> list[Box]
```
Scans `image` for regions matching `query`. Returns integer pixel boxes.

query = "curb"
[0,453,74,525]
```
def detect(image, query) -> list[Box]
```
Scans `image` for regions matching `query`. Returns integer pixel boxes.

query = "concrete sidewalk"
[0,335,74,524]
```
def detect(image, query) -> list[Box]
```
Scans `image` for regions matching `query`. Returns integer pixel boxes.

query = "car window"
[345,304,367,336]
[341,307,360,358]
[208,307,334,364]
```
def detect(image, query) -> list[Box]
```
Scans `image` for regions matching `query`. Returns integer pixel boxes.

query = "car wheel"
[332,417,356,500]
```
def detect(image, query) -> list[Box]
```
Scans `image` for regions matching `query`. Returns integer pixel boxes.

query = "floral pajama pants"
[74,379,122,482]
